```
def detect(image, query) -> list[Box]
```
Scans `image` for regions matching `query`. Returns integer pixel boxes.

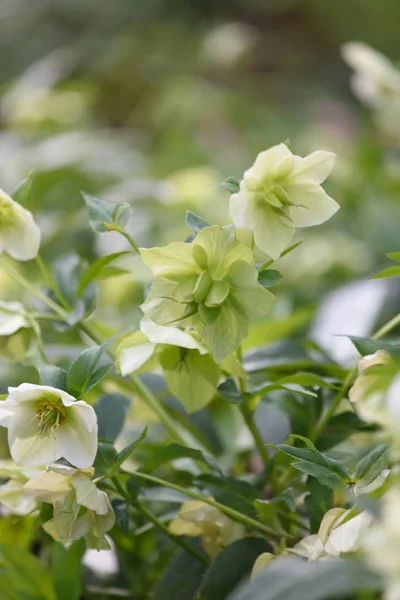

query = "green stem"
[111,477,208,565]
[130,470,279,539]
[116,228,140,254]
[311,310,400,443]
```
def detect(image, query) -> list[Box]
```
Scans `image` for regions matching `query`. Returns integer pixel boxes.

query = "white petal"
[245,143,292,181]
[71,473,109,515]
[119,342,156,376]
[0,400,16,427]
[2,203,41,261]
[8,407,60,466]
[56,401,98,468]
[24,470,72,503]
[248,201,294,260]
[6,383,75,406]
[0,301,29,336]
[287,185,339,228]
[0,479,37,516]
[140,317,206,351]
[229,191,249,228]
[289,151,335,185]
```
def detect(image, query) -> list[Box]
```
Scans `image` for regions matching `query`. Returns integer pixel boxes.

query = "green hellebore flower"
[140,225,275,362]
[230,144,339,259]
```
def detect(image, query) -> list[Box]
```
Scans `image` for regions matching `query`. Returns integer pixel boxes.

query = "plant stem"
[311,310,400,443]
[111,477,208,565]
[129,470,279,539]
[115,228,140,254]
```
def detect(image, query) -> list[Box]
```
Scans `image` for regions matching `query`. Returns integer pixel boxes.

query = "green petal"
[194,225,254,280]
[248,199,294,260]
[286,184,339,228]
[160,347,220,413]
[140,297,189,326]
[200,298,249,362]
[205,280,230,308]
[227,261,275,319]
[140,242,200,277]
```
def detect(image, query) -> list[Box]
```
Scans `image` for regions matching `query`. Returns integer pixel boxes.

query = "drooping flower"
[0,459,38,516]
[117,317,220,412]
[341,42,400,110]
[140,224,275,362]
[169,500,245,558]
[0,188,41,261]
[291,508,371,561]
[24,464,115,548]
[0,383,98,468]
[229,144,338,259]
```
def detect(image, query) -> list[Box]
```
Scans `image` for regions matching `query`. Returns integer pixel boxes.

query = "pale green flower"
[24,465,115,549]
[140,225,274,362]
[0,383,98,468]
[0,188,41,261]
[230,144,338,259]
[0,459,38,516]
[117,317,220,413]
[169,500,245,558]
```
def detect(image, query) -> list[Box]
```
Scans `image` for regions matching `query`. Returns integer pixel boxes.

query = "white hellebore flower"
[291,508,371,561]
[0,383,98,468]
[0,459,38,516]
[0,301,30,336]
[24,464,115,549]
[341,42,400,110]
[230,143,338,259]
[0,188,41,261]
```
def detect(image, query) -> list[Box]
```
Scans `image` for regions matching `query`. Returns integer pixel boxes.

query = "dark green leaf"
[257,270,283,289]
[0,544,56,600]
[305,478,333,533]
[199,538,272,600]
[185,210,210,234]
[84,363,113,394]
[12,171,35,208]
[276,442,351,484]
[51,540,85,600]
[291,461,346,489]
[114,427,148,471]
[94,442,119,475]
[227,557,382,600]
[140,443,218,474]
[348,335,400,355]
[153,541,208,600]
[355,444,390,488]
[66,345,105,397]
[95,393,131,442]
[111,499,129,534]
[39,365,67,390]
[218,379,243,403]
[82,192,132,234]
[77,251,131,296]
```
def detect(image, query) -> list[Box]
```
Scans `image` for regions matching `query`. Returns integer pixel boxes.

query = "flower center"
[36,401,66,437]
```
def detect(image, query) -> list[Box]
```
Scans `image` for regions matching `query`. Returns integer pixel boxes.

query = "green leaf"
[354,444,390,488]
[275,442,351,488]
[111,498,129,533]
[257,270,283,289]
[39,365,68,390]
[66,345,105,397]
[305,478,333,533]
[185,210,210,234]
[12,171,35,208]
[113,427,148,471]
[218,378,243,403]
[52,254,96,328]
[82,192,132,234]
[371,265,400,279]
[199,538,272,600]
[386,252,400,262]
[216,176,241,194]
[51,540,85,600]
[85,363,113,394]
[95,393,131,442]
[153,542,208,600]
[0,544,56,600]
[94,442,119,475]
[348,335,400,356]
[77,251,132,296]
[140,443,218,474]
[195,474,258,518]
[227,557,381,600]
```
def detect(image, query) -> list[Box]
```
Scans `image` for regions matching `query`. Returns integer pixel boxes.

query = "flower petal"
[3,204,41,261]
[8,406,60,466]
[71,473,109,515]
[289,151,336,184]
[194,225,254,279]
[229,192,249,228]
[200,297,249,362]
[56,401,98,468]
[24,470,72,503]
[0,301,29,336]
[227,261,275,319]
[244,143,292,181]
[287,185,339,228]
[140,243,200,277]
[119,342,156,376]
[141,317,206,351]
[248,200,294,260]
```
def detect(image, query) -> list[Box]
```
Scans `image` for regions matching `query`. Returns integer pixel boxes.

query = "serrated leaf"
[257,269,283,289]
[95,393,131,443]
[185,210,210,234]
[39,365,67,390]
[66,345,105,397]
[291,461,346,489]
[77,251,131,296]
[276,443,350,483]
[355,444,389,488]
[216,176,241,194]
[199,538,272,600]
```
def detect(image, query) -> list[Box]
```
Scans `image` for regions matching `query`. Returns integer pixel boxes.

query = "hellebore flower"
[169,500,245,558]
[229,143,338,259]
[0,459,38,516]
[0,383,98,468]
[117,317,220,412]
[0,188,41,261]
[24,465,115,548]
[140,224,274,362]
